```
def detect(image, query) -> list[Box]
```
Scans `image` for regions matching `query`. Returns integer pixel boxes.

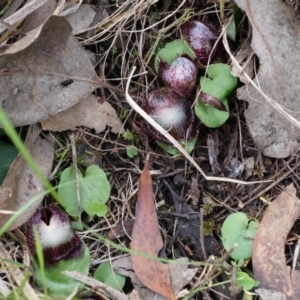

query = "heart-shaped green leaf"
[195,63,237,128]
[58,165,110,217]
[126,145,138,158]
[236,271,260,291]
[221,212,258,261]
[94,261,126,291]
[86,202,108,217]
[154,39,196,72]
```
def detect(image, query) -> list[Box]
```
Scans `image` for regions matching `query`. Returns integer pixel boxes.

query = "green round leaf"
[195,97,229,128]
[156,137,197,155]
[236,271,258,291]
[195,63,237,128]
[58,165,110,217]
[154,39,196,72]
[221,212,259,261]
[86,202,108,217]
[206,63,238,95]
[126,145,138,158]
[94,261,126,291]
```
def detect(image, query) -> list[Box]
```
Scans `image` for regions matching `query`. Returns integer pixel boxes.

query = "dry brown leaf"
[66,4,96,35]
[41,94,124,134]
[234,0,300,158]
[21,0,56,33]
[0,125,55,231]
[112,256,197,300]
[253,184,300,299]
[256,288,287,300]
[207,132,220,174]
[0,241,40,300]
[0,15,100,127]
[131,160,176,300]
[0,0,48,34]
[108,219,134,240]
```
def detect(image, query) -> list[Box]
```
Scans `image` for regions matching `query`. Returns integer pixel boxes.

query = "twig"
[63,270,129,300]
[199,208,207,260]
[69,133,82,225]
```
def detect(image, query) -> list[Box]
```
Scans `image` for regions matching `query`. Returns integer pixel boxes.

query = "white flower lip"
[38,213,73,249]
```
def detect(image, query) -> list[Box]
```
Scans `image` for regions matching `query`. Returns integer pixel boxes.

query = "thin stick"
[125,67,269,185]
[69,133,82,225]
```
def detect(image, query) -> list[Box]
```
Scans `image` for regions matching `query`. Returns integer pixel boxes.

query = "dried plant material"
[0,0,48,34]
[131,160,176,300]
[253,184,300,298]
[207,132,220,174]
[234,0,300,158]
[0,241,40,300]
[113,256,197,300]
[231,37,255,84]
[63,270,128,300]
[21,0,56,33]
[66,4,96,35]
[41,94,124,134]
[108,219,134,240]
[244,157,255,178]
[1,0,24,20]
[227,158,244,178]
[0,125,55,231]
[0,15,99,127]
[188,177,200,206]
[256,288,287,300]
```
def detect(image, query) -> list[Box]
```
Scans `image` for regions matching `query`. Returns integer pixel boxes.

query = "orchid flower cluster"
[142,20,237,154]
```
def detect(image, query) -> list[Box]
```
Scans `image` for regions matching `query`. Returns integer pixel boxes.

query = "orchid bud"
[158,56,197,95]
[142,87,199,144]
[26,206,90,296]
[180,20,218,66]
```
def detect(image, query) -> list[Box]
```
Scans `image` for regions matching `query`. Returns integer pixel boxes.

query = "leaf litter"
[234,0,300,158]
[0,124,54,230]
[253,184,300,298]
[41,94,124,134]
[131,159,176,300]
[0,15,99,127]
